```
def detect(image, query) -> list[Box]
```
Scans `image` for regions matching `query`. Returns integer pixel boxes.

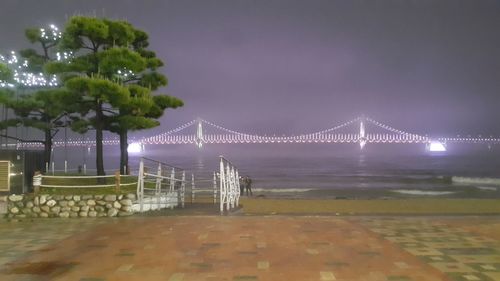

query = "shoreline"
[239,198,500,215]
[247,185,500,200]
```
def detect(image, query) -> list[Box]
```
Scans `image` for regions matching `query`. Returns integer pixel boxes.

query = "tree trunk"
[119,130,129,175]
[95,101,105,176]
[43,129,52,172]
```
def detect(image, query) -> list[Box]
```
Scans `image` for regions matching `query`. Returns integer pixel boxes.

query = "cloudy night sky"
[1,0,500,139]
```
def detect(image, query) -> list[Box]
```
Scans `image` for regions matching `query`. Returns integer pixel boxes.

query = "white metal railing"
[38,174,137,189]
[44,161,119,176]
[219,155,240,213]
[135,157,187,212]
[189,172,218,204]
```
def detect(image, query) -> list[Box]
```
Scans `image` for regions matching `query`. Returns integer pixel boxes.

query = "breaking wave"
[452,176,500,186]
[252,188,314,193]
[391,190,456,195]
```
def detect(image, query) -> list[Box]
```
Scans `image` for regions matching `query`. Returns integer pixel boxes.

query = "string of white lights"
[200,119,257,137]
[115,68,135,80]
[14,116,500,147]
[304,117,361,135]
[142,120,197,142]
[1,51,59,87]
[56,51,72,62]
[0,25,69,89]
[365,117,427,139]
[40,24,62,41]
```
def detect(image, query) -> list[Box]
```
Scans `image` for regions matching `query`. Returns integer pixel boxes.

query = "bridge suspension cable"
[142,119,198,144]
[365,117,428,140]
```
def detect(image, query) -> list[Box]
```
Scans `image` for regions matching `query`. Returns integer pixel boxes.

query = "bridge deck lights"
[16,116,497,150]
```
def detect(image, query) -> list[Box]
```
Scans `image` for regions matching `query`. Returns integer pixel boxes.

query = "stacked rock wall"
[5,194,136,219]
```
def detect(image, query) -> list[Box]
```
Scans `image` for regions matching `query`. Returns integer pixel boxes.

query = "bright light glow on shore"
[428,141,446,152]
[128,143,143,153]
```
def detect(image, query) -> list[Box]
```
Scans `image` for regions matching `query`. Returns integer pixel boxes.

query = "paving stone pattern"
[359,217,500,281]
[0,216,499,280]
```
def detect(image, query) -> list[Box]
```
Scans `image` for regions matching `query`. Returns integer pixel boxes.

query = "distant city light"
[428,141,446,152]
[128,143,143,154]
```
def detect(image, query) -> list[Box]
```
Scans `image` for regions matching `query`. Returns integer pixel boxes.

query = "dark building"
[0,150,44,194]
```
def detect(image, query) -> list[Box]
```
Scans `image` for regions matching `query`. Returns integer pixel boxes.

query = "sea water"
[58,143,500,198]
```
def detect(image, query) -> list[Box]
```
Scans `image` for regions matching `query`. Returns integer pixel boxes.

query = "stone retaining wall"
[5,194,136,219]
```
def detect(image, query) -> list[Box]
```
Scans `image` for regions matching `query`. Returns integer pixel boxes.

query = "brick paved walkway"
[1,216,500,281]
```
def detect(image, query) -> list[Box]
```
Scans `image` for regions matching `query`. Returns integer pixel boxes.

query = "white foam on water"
[132,192,179,212]
[452,176,500,186]
[477,186,497,191]
[252,188,315,193]
[391,189,456,196]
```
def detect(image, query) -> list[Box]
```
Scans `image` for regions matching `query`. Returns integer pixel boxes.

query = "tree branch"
[81,45,96,51]
[123,77,141,83]
[52,114,66,124]
[41,42,49,60]
[51,129,59,138]
[102,108,118,114]
[0,134,45,144]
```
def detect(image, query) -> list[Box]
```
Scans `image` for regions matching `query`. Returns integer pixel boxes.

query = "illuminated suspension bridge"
[17,116,500,151]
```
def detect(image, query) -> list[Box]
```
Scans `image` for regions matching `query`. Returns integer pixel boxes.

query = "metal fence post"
[213,171,217,205]
[156,163,162,210]
[226,164,231,211]
[115,171,121,193]
[170,168,175,209]
[191,174,195,203]
[235,169,240,206]
[219,157,225,214]
[137,158,144,212]
[181,171,185,208]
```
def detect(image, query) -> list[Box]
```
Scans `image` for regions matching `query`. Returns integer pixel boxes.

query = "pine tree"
[46,16,183,175]
[108,30,183,174]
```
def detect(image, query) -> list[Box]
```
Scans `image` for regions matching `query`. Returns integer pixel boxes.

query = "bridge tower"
[359,117,367,150]
[196,119,204,148]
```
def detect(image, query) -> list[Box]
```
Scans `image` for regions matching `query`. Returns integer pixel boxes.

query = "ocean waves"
[452,176,500,186]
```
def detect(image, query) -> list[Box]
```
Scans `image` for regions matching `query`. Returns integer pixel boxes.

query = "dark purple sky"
[2,0,500,138]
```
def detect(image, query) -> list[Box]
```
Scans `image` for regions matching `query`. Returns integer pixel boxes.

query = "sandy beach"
[238,197,500,215]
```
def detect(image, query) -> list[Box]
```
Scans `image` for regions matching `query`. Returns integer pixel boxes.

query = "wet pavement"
[1,215,500,281]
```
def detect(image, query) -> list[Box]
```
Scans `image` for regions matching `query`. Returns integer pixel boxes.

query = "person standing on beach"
[245,176,253,196]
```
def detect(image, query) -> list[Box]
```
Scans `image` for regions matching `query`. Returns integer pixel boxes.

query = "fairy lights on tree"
[40,24,62,41]
[55,51,72,62]
[0,25,72,89]
[0,24,75,165]
[115,68,136,81]
[0,51,58,87]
